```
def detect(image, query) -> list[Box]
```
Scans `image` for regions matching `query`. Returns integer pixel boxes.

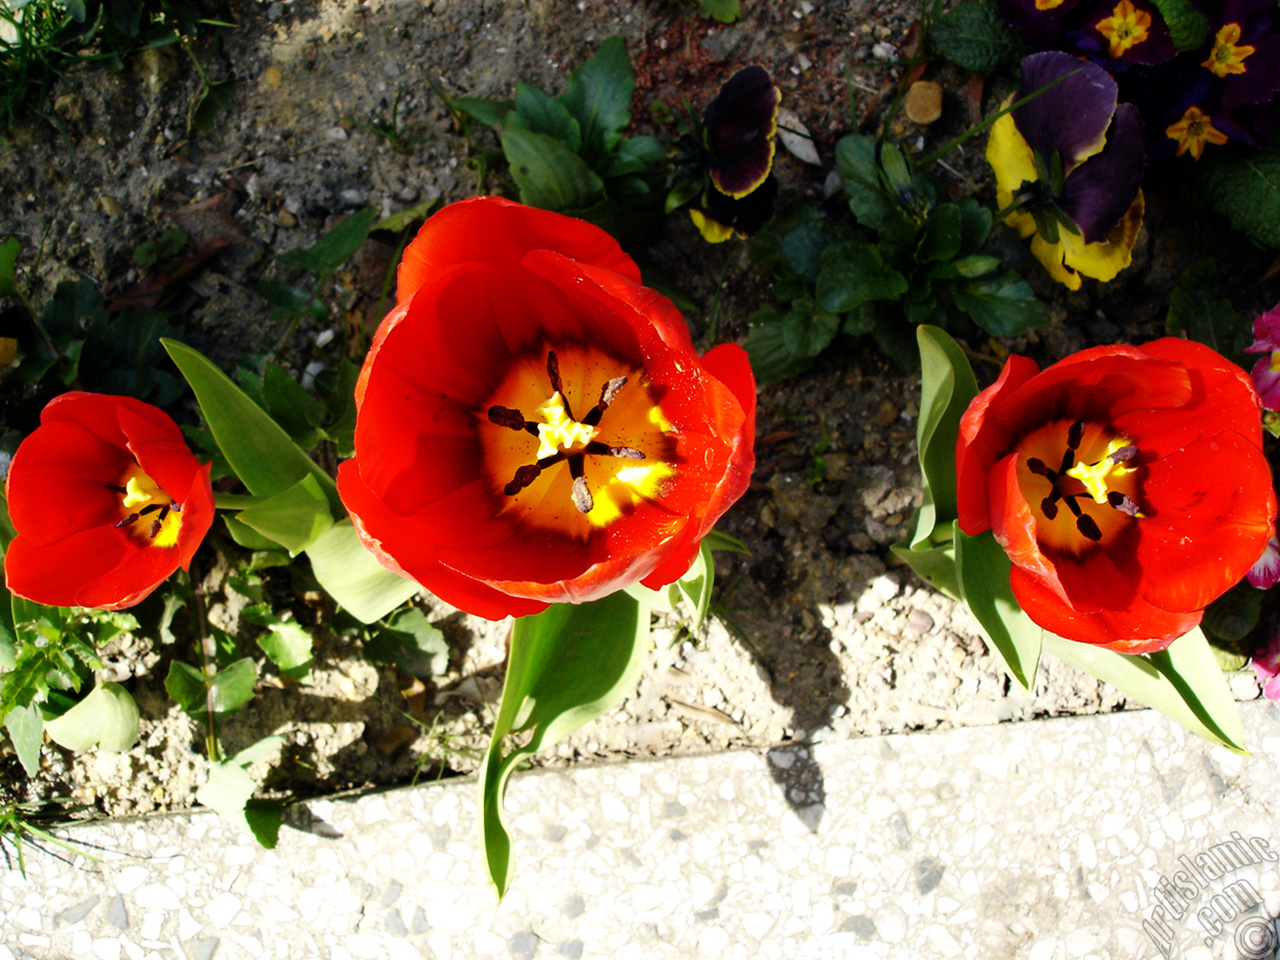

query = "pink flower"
[1248,535,1280,589]
[1243,303,1280,410]
[1253,634,1280,700]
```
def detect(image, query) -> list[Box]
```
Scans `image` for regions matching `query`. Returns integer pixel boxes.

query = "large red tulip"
[5,393,215,609]
[956,338,1275,653]
[337,197,756,620]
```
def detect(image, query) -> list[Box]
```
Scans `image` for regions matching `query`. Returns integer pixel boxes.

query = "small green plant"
[744,135,1047,380]
[0,799,95,875]
[441,37,669,244]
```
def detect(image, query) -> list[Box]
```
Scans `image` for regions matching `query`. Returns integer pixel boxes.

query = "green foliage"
[1198,145,1280,251]
[441,37,668,244]
[480,592,650,897]
[699,0,741,23]
[928,0,1025,75]
[363,608,448,678]
[305,520,420,624]
[196,735,285,846]
[243,606,314,683]
[165,657,258,718]
[44,680,140,752]
[1165,259,1252,367]
[746,138,1047,379]
[1149,0,1209,51]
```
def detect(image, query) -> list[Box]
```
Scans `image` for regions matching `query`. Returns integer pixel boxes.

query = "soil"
[1,0,1276,822]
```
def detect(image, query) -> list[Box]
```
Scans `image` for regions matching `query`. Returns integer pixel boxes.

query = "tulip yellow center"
[108,465,183,548]
[1096,0,1151,58]
[482,349,677,533]
[1016,419,1143,555]
[1202,23,1254,78]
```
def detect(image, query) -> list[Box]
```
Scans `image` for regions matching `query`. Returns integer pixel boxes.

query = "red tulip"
[337,197,756,620]
[4,393,215,610]
[956,338,1275,653]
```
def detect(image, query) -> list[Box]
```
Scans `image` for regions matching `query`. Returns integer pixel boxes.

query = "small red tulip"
[956,338,1275,653]
[4,393,215,610]
[338,197,756,620]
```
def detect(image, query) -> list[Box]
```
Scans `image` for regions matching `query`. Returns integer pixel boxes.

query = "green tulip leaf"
[890,537,960,602]
[1044,627,1246,754]
[44,681,140,752]
[161,340,343,517]
[305,520,420,624]
[235,474,335,557]
[954,525,1042,691]
[910,326,979,548]
[675,541,715,632]
[480,592,650,898]
[364,608,449,678]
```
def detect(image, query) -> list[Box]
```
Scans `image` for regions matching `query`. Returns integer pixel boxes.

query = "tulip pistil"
[106,467,183,548]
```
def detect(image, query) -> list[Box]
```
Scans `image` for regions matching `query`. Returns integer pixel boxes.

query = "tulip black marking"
[1026,421,1139,542]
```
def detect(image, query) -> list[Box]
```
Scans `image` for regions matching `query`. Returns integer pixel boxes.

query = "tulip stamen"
[582,377,629,427]
[546,351,576,421]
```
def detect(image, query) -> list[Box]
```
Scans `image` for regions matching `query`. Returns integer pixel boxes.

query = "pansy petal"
[1057,104,1145,244]
[1057,189,1144,283]
[1013,52,1117,166]
[704,66,780,198]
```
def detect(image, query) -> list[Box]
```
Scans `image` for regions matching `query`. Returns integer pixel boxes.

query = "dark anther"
[157,504,171,522]
[149,519,162,539]
[585,441,645,460]
[114,513,139,529]
[1027,458,1056,480]
[138,504,162,516]
[583,376,629,427]
[571,476,594,514]
[1066,420,1085,450]
[1040,497,1059,520]
[171,503,182,513]
[103,483,127,494]
[1108,445,1138,464]
[1108,491,1141,517]
[1076,514,1103,542]
[488,406,528,430]
[504,464,544,496]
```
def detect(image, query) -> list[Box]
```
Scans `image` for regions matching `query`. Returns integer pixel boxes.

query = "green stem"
[705,243,735,345]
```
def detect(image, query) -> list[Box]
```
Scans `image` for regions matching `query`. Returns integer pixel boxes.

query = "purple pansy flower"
[1252,633,1280,701]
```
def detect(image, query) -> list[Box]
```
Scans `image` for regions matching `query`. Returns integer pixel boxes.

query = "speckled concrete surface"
[3,702,1279,960]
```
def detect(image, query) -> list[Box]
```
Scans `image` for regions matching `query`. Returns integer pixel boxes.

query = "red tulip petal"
[1010,564,1200,649]
[956,354,1040,535]
[5,419,132,545]
[986,451,1067,598]
[1130,432,1275,612]
[1116,337,1264,457]
[4,524,134,608]
[38,391,131,445]
[396,196,640,304]
[338,460,547,620]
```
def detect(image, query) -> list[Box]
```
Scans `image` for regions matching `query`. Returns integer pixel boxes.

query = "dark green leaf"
[890,536,960,601]
[1199,146,1280,251]
[930,0,1025,74]
[511,86,582,152]
[745,308,815,384]
[952,273,1048,337]
[816,241,908,313]
[501,128,606,212]
[955,198,994,256]
[190,79,237,134]
[373,199,442,235]
[778,219,837,284]
[278,207,379,278]
[364,608,448,678]
[917,204,963,263]
[559,36,634,166]
[871,315,922,371]
[699,0,742,23]
[0,236,21,298]
[479,593,650,897]
[450,97,516,128]
[782,301,842,358]
[665,177,704,214]
[262,364,327,447]
[1149,0,1209,51]
[1165,259,1250,366]
[1201,581,1263,645]
[252,280,314,314]
[164,658,258,719]
[835,135,895,230]
[954,526,1042,690]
